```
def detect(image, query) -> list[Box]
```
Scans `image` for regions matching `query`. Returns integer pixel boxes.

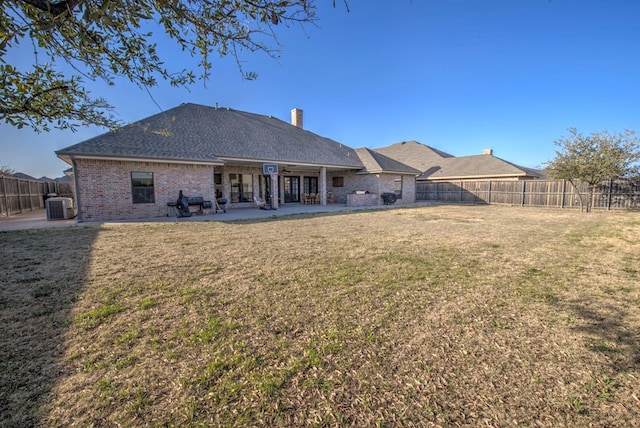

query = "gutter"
[56,153,225,167]
[70,156,83,222]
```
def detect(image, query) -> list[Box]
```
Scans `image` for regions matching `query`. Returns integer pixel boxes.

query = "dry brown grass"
[1,204,640,427]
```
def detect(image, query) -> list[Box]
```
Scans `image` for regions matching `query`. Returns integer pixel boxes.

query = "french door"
[283,176,300,203]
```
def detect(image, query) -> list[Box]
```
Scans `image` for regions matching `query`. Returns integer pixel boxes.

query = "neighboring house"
[419,150,545,181]
[374,140,454,172]
[56,103,417,222]
[376,141,545,181]
[12,172,38,181]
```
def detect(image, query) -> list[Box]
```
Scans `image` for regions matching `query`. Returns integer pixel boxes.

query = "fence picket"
[415,179,639,210]
[0,177,74,216]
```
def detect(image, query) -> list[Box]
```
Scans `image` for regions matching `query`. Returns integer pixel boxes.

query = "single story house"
[375,141,545,181]
[56,103,418,222]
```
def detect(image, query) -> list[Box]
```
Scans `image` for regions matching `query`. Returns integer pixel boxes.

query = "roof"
[374,140,453,172]
[12,172,37,180]
[354,148,420,175]
[419,153,545,180]
[56,103,364,169]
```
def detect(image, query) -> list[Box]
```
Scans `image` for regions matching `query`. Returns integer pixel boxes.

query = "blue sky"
[2,0,640,178]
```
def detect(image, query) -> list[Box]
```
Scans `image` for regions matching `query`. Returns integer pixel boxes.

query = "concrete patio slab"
[0,202,422,232]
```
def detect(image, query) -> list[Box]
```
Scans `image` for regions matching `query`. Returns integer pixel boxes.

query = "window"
[230,173,253,203]
[332,176,344,187]
[394,176,403,199]
[131,172,155,204]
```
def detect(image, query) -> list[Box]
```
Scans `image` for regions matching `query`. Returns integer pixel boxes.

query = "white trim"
[57,154,224,167]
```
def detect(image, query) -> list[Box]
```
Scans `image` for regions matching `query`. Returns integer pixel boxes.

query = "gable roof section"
[419,154,545,180]
[354,148,420,175]
[374,140,453,172]
[56,103,364,169]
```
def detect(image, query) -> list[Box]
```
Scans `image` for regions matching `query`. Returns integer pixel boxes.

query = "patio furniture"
[303,193,313,204]
[254,195,267,208]
[327,192,334,203]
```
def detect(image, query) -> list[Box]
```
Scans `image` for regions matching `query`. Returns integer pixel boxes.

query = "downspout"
[71,156,83,222]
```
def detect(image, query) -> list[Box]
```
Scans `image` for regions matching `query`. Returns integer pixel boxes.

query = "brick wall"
[327,172,416,205]
[75,159,215,221]
[74,159,418,221]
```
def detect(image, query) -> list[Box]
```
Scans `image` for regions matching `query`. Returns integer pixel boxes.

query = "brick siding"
[73,159,417,221]
[327,172,416,205]
[75,159,215,222]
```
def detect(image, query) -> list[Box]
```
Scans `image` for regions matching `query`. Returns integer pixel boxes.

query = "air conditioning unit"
[46,197,75,220]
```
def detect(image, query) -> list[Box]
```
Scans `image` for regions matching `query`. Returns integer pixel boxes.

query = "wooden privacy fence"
[415,179,640,210]
[0,176,74,217]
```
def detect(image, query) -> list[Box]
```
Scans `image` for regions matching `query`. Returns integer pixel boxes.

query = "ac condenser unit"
[46,197,75,220]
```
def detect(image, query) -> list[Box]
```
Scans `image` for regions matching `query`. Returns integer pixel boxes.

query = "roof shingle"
[57,103,364,168]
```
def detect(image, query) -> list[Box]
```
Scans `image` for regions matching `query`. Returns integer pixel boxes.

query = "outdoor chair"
[253,195,266,208]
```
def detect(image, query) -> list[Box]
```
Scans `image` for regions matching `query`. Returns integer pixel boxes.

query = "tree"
[545,127,640,212]
[0,166,15,176]
[0,0,325,132]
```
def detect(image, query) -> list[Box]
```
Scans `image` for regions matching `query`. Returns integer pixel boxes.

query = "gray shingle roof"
[374,141,453,172]
[56,103,364,168]
[354,148,420,174]
[419,154,545,180]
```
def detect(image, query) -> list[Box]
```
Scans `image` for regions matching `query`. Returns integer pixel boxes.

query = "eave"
[56,153,225,167]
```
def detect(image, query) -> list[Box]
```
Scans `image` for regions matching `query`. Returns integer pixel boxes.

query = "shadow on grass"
[0,227,98,427]
[563,299,640,372]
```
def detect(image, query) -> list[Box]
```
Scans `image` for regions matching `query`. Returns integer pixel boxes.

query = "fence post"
[459,181,463,203]
[488,180,492,205]
[17,178,23,213]
[1,176,7,217]
[607,178,612,210]
[521,181,526,207]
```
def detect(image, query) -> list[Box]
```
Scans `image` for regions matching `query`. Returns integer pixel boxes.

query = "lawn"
[1,204,639,427]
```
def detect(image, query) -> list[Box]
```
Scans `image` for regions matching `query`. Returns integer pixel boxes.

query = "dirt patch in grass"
[2,205,640,426]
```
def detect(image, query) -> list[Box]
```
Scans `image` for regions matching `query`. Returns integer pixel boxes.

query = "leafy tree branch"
[545,127,640,212]
[1,0,326,132]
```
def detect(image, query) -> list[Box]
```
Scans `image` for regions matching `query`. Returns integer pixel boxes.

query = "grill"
[380,193,398,205]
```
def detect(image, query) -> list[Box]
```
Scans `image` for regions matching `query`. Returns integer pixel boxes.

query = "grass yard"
[1,204,640,427]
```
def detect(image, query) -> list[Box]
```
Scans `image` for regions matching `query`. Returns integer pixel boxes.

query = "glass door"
[304,176,318,195]
[283,176,300,203]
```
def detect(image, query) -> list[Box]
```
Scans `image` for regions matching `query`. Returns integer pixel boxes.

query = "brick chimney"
[291,108,303,129]
[482,148,493,155]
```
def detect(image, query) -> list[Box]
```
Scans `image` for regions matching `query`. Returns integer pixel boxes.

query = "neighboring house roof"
[12,172,37,180]
[56,103,364,169]
[354,148,420,175]
[374,140,453,173]
[419,153,545,180]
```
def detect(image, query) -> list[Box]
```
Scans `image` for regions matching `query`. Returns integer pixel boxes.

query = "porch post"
[270,172,279,209]
[320,167,327,205]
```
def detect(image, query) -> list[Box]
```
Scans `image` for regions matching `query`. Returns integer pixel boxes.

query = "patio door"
[304,176,318,195]
[283,176,300,203]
